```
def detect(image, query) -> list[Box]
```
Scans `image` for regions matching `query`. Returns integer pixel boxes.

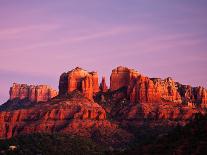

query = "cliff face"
[9,83,58,102]
[109,66,207,106]
[177,84,207,108]
[127,76,182,103]
[110,66,140,91]
[59,67,99,100]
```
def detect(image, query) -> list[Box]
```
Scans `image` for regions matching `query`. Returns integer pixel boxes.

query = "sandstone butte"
[0,66,206,146]
[110,66,206,106]
[9,83,58,102]
[59,67,99,101]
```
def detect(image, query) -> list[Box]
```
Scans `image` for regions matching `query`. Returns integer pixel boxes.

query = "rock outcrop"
[110,66,140,91]
[9,83,58,102]
[177,84,207,107]
[127,76,182,103]
[109,66,207,106]
[110,67,182,103]
[59,67,99,100]
[100,76,108,92]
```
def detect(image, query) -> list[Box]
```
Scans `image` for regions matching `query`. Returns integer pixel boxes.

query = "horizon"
[0,0,207,103]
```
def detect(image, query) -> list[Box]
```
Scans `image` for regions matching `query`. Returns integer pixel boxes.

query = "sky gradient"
[0,0,207,103]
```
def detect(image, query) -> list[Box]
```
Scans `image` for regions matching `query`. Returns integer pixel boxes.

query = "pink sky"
[0,0,207,103]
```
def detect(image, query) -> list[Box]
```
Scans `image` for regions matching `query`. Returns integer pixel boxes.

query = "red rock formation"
[200,88,207,108]
[153,77,182,103]
[0,90,134,146]
[9,83,58,102]
[128,76,182,103]
[81,75,94,100]
[91,72,100,93]
[110,66,140,91]
[1,65,207,146]
[110,67,182,103]
[9,84,29,100]
[59,67,99,100]
[177,84,207,107]
[100,76,108,92]
[0,96,108,139]
[133,76,207,106]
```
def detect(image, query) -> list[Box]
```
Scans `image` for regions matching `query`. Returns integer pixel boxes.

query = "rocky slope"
[0,66,206,148]
[0,92,131,147]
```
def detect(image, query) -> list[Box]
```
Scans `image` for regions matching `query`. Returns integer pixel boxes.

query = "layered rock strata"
[9,83,58,102]
[59,67,99,100]
[110,66,206,105]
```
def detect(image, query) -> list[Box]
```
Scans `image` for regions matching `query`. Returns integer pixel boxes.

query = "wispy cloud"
[108,30,207,57]
[1,25,140,54]
[0,24,59,40]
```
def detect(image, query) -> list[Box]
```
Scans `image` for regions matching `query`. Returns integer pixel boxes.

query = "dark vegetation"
[118,113,207,155]
[0,133,107,155]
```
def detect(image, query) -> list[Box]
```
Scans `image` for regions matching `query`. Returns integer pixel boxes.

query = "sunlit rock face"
[59,67,99,100]
[177,83,207,107]
[110,66,182,103]
[128,76,182,103]
[110,66,140,91]
[109,67,205,105]
[9,83,58,102]
[127,75,207,105]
